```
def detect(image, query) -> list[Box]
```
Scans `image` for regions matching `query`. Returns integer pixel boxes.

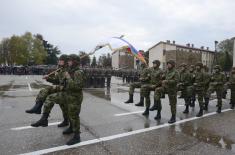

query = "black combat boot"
[154,110,161,120]
[31,113,49,127]
[25,101,43,114]
[196,109,203,117]
[66,132,81,145]
[222,91,227,99]
[168,114,176,124]
[58,116,69,127]
[216,106,222,113]
[135,97,144,107]
[124,94,133,103]
[231,103,235,109]
[142,106,149,116]
[149,99,158,111]
[183,105,189,114]
[204,98,209,111]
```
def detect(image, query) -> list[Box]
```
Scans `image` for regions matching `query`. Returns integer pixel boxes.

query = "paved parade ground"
[0,75,235,155]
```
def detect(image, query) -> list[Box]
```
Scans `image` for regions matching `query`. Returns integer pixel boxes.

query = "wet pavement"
[0,75,234,155]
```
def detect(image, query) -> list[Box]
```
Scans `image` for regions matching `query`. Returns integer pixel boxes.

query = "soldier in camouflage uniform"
[31,56,69,127]
[178,63,191,114]
[193,62,206,117]
[154,60,179,123]
[63,54,84,145]
[141,60,163,117]
[25,55,68,116]
[203,65,211,111]
[105,68,112,88]
[189,65,196,107]
[205,65,226,113]
[26,55,69,128]
[228,67,235,109]
[124,63,150,106]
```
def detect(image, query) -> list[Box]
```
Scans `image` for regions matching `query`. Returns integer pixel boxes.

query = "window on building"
[163,49,166,56]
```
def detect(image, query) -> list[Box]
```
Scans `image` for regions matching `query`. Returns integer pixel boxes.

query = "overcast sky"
[0,0,234,56]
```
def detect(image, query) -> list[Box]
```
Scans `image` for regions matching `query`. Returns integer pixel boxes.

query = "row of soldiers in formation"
[0,65,57,75]
[124,60,235,124]
[25,54,85,145]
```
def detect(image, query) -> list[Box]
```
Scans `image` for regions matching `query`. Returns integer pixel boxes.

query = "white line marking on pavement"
[19,108,233,155]
[27,82,32,92]
[114,111,144,116]
[11,122,61,131]
[25,76,28,80]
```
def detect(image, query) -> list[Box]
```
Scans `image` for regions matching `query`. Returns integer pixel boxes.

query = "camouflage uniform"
[205,65,226,113]
[64,54,84,145]
[193,62,206,117]
[189,65,196,107]
[203,66,211,111]
[31,66,69,127]
[178,63,191,114]
[42,67,68,116]
[228,67,235,109]
[154,60,179,123]
[141,60,163,117]
[124,63,150,104]
[26,55,68,120]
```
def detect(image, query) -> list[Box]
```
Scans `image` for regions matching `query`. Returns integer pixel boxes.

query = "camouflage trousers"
[179,86,191,106]
[204,86,209,101]
[36,86,55,103]
[65,92,83,133]
[129,82,142,95]
[193,87,205,108]
[230,87,235,104]
[206,85,223,107]
[154,87,177,115]
[141,84,156,107]
[43,91,68,119]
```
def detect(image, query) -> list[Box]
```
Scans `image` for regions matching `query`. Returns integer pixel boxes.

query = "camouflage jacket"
[210,72,226,87]
[179,70,191,87]
[194,70,205,89]
[164,68,179,90]
[229,73,235,88]
[65,66,84,93]
[139,68,151,83]
[149,67,163,86]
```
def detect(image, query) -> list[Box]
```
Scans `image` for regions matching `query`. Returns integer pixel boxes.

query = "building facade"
[111,49,135,69]
[148,41,215,71]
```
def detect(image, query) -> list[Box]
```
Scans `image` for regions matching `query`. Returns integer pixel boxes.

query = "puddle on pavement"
[12,85,28,89]
[0,80,14,92]
[84,88,111,101]
[171,122,235,151]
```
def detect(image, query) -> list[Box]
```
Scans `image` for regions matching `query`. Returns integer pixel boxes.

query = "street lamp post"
[233,39,235,67]
[214,40,218,65]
